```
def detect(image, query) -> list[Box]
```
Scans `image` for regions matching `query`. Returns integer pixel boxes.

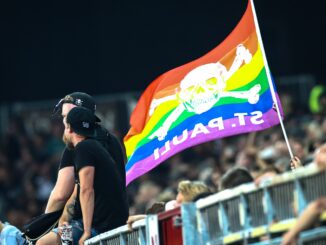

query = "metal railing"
[85,165,326,245]
[85,219,147,245]
[194,165,326,244]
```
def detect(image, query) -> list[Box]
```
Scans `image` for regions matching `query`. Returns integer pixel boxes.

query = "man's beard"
[63,134,74,150]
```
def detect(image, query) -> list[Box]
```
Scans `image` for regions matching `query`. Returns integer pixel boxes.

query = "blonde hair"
[178,180,210,202]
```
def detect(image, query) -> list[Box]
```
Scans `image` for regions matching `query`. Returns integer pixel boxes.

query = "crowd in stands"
[0,116,64,228]
[127,112,326,216]
[0,88,326,244]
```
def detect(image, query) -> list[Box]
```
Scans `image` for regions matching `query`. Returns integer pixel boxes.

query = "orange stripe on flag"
[125,1,255,142]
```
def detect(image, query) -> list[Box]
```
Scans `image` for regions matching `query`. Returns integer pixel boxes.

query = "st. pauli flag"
[124,0,282,185]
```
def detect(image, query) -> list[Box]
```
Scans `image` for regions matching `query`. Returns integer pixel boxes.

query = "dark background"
[0,0,325,103]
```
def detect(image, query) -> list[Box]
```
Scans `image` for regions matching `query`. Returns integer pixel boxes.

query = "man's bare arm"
[79,166,95,237]
[282,197,326,245]
[59,184,78,226]
[45,166,75,213]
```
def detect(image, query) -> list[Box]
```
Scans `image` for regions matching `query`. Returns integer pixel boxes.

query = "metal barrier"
[85,219,147,245]
[85,165,326,245]
[194,165,326,244]
[269,181,295,221]
[300,170,326,204]
[246,189,265,228]
[299,227,326,245]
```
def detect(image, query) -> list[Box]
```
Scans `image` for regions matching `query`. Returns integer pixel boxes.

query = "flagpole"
[250,0,294,160]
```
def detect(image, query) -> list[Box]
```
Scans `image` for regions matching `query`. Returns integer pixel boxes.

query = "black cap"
[66,107,96,137]
[53,92,101,122]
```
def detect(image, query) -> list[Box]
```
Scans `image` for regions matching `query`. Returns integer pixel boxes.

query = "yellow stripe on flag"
[125,99,179,157]
[225,45,264,91]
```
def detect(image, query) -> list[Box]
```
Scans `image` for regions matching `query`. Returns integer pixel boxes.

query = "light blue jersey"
[0,223,25,245]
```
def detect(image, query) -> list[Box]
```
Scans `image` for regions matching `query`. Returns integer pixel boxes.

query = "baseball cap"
[66,107,96,137]
[53,92,101,122]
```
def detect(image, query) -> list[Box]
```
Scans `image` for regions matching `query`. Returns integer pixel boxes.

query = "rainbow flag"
[124,0,282,185]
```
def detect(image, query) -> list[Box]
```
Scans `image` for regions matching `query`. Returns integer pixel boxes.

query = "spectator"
[219,167,254,191]
[0,89,325,237]
[46,92,126,214]
[291,143,326,170]
[282,143,326,244]
[165,180,210,210]
[37,107,128,245]
[127,202,165,230]
[314,143,326,169]
[254,165,281,186]
[282,197,326,245]
[176,180,210,203]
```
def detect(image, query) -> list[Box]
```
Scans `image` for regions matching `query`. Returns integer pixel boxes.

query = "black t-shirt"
[59,125,126,185]
[74,139,129,232]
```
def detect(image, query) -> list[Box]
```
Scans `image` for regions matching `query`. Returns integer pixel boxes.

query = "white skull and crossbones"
[148,44,261,141]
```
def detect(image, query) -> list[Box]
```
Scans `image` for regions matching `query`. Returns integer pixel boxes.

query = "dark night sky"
[0,0,325,103]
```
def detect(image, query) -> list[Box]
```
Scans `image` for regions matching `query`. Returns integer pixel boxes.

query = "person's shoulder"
[64,145,75,151]
[95,125,109,139]
[62,146,75,155]
[76,138,98,148]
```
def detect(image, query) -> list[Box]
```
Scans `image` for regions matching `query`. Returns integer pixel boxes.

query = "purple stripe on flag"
[126,108,279,185]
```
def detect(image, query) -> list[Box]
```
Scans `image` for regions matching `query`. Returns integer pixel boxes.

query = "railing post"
[196,208,210,245]
[263,186,274,225]
[294,178,307,215]
[146,215,160,245]
[119,233,127,245]
[138,226,146,245]
[219,203,229,236]
[181,203,199,245]
[99,237,105,245]
[240,193,250,242]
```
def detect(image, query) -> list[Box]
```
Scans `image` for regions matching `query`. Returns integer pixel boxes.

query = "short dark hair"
[145,202,165,214]
[220,167,253,191]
